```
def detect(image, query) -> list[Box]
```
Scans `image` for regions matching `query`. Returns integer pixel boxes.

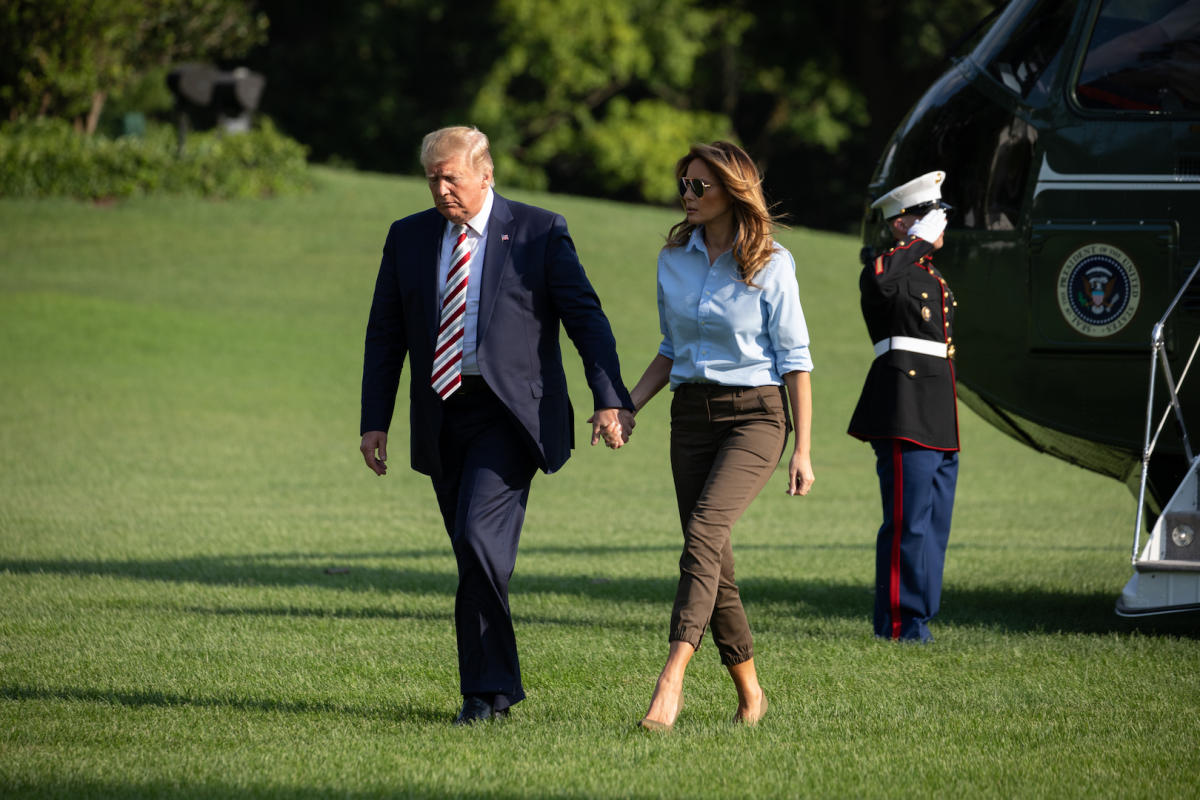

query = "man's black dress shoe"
[453,696,495,726]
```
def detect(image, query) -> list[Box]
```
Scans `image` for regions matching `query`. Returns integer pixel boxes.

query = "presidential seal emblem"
[1056,244,1140,337]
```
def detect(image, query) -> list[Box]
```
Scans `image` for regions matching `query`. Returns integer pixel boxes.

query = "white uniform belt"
[873,336,948,359]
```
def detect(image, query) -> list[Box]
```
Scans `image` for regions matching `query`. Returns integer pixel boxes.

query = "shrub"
[0,117,310,199]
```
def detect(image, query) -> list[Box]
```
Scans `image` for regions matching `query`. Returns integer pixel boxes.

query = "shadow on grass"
[0,684,445,724]
[3,550,1196,637]
[0,778,533,800]
[181,602,662,635]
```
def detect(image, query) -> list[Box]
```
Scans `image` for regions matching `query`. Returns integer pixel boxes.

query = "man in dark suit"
[359,126,635,724]
[848,170,959,644]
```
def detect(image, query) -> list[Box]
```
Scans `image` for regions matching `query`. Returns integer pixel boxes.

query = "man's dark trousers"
[432,381,537,712]
[871,439,958,643]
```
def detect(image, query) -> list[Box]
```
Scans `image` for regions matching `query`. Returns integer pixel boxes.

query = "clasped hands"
[589,408,636,449]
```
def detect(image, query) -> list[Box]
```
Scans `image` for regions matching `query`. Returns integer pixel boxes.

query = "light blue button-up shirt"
[657,227,812,389]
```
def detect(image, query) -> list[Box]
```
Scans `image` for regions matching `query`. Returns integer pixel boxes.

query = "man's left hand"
[589,408,626,449]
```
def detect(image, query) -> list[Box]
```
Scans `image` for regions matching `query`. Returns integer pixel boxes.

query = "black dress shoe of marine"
[453,696,495,726]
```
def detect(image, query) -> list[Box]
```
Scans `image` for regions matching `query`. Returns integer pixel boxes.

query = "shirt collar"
[451,188,494,238]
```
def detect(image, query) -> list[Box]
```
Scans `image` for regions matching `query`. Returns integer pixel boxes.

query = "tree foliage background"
[245,0,996,230]
[1,0,1000,229]
[1,0,267,135]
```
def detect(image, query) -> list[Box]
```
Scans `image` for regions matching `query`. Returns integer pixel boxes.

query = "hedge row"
[0,117,311,200]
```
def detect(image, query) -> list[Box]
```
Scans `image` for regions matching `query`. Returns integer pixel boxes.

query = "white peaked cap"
[870,170,947,219]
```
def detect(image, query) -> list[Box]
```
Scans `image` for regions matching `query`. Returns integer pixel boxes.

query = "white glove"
[908,208,947,243]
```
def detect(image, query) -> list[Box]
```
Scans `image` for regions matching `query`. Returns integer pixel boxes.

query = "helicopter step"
[1116,460,1200,617]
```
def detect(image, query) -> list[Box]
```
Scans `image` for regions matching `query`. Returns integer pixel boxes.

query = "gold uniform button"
[907,369,917,377]
[921,306,932,321]
[921,292,929,299]
[952,301,958,307]
[948,345,957,358]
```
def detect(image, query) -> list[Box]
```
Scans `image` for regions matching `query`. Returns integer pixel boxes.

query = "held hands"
[908,208,947,244]
[360,430,388,475]
[618,409,636,442]
[588,408,635,449]
[786,451,815,496]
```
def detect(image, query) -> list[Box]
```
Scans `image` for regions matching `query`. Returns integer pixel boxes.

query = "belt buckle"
[457,375,486,396]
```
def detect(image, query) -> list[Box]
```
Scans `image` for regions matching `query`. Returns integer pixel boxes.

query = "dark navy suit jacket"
[360,192,633,478]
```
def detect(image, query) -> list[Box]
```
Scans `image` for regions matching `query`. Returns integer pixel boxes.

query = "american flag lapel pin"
[502,234,510,242]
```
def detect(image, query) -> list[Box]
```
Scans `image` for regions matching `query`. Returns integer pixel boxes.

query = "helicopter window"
[974,0,1077,100]
[1076,0,1200,113]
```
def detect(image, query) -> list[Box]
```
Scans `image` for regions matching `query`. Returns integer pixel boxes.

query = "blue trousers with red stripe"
[870,439,958,642]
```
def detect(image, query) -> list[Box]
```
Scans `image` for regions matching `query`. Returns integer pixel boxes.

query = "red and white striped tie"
[432,224,471,399]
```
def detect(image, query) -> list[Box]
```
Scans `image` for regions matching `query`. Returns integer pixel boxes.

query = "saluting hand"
[908,208,947,244]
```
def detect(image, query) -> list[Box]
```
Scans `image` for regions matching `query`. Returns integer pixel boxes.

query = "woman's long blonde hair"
[666,141,780,286]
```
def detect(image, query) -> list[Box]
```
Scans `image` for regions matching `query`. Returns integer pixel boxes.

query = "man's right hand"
[908,208,947,244]
[360,431,388,476]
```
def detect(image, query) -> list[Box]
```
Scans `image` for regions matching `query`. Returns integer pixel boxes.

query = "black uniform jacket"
[847,235,959,451]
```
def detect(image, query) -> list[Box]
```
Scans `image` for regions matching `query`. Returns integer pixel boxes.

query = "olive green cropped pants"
[667,383,789,666]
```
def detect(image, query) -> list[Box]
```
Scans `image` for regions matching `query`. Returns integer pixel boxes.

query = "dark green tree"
[467,0,731,202]
[247,0,1000,229]
[244,0,500,175]
[1,0,268,133]
[696,0,997,229]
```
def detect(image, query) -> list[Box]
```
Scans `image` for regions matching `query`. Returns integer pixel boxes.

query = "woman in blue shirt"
[628,141,814,731]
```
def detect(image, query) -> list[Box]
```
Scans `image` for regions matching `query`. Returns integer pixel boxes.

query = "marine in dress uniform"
[847,171,959,643]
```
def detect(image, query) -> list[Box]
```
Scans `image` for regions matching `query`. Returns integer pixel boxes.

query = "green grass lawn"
[1,167,1196,798]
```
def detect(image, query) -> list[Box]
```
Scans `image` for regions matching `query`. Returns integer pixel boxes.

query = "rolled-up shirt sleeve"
[657,256,676,360]
[764,248,813,374]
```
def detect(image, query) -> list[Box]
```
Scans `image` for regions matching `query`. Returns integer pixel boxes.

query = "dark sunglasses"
[678,177,713,198]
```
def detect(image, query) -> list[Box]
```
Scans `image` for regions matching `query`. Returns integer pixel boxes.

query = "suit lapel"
[418,210,446,352]
[477,194,514,344]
